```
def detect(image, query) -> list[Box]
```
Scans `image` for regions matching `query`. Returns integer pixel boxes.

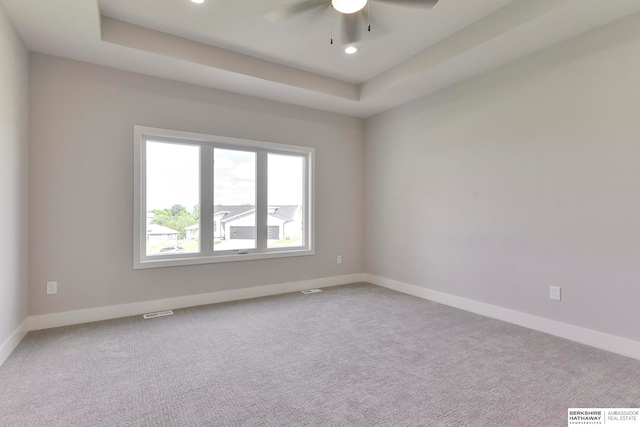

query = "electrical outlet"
[46,281,58,295]
[550,286,561,301]
[337,255,342,264]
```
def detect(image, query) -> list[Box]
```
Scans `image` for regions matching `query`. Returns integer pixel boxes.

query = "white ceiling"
[98,0,510,84]
[2,0,640,117]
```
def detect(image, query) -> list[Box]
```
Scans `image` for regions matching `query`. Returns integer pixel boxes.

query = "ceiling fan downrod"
[329,0,371,45]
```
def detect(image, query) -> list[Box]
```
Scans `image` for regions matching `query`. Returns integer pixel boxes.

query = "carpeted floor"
[0,283,638,426]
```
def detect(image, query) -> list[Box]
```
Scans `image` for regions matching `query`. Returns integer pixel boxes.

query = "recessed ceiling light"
[345,46,358,54]
[191,0,205,3]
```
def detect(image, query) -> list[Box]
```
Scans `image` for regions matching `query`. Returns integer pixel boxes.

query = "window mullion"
[302,155,309,248]
[256,150,268,252]
[201,145,214,255]
[137,137,147,261]
[305,153,314,251]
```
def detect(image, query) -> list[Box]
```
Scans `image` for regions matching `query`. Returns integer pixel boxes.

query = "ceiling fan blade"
[264,0,328,23]
[374,0,438,8]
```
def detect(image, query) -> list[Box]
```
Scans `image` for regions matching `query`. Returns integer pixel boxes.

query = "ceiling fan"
[265,0,440,45]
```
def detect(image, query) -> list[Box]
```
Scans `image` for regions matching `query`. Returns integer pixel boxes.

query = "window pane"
[146,141,200,256]
[268,154,304,248]
[214,149,256,251]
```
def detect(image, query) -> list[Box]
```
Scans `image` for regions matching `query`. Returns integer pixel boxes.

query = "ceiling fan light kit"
[332,0,368,14]
[266,0,438,46]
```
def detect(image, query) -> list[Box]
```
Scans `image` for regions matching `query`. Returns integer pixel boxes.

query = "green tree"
[151,204,197,239]
[169,204,187,217]
[192,204,199,222]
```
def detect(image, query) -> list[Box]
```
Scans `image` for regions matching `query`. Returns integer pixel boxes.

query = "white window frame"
[134,126,315,269]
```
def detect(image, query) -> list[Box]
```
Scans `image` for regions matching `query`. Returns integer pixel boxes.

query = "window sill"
[134,248,315,270]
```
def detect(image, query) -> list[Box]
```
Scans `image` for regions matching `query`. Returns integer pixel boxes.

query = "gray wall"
[0,4,29,344]
[364,14,640,342]
[29,53,364,315]
[20,11,640,345]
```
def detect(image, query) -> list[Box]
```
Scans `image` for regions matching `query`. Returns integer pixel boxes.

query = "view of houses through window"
[213,148,257,251]
[145,141,306,256]
[267,153,304,249]
[145,140,200,256]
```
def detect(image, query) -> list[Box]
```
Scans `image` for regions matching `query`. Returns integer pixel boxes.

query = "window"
[267,153,305,249]
[134,126,314,269]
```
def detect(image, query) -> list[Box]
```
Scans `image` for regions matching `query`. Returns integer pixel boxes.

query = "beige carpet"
[1,283,638,426]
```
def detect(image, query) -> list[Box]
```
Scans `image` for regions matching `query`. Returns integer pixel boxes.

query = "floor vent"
[143,310,174,319]
[301,289,323,295]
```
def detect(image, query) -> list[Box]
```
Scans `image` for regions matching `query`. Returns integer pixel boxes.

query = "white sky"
[268,153,304,205]
[146,142,303,211]
[146,142,199,211]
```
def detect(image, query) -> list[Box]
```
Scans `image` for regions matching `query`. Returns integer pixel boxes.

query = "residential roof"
[214,205,299,222]
[146,224,179,235]
[214,205,254,221]
[270,205,299,222]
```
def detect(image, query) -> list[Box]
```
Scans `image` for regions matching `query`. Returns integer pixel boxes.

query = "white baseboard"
[29,273,365,331]
[16,272,639,364]
[364,273,640,361]
[0,318,30,367]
